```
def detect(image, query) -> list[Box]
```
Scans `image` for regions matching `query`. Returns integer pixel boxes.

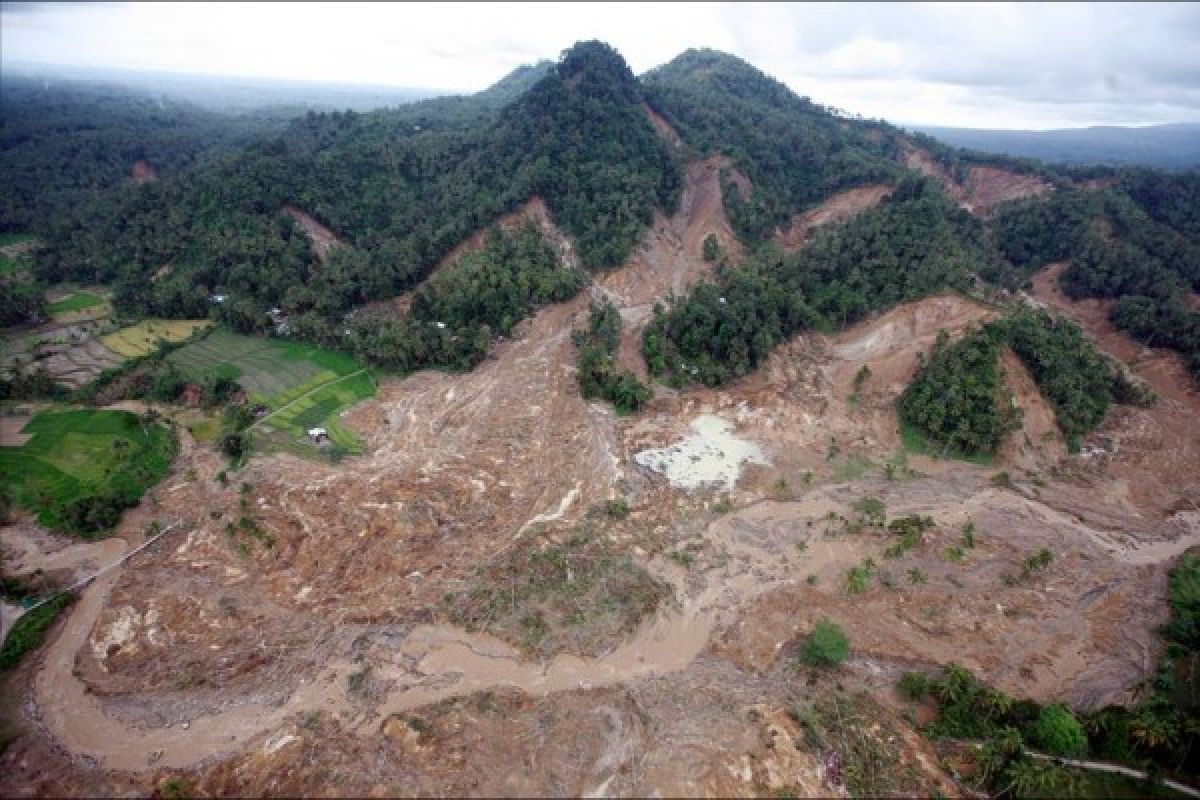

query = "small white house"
[307,427,329,443]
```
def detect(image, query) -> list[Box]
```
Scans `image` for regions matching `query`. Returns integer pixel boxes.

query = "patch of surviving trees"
[572,298,651,413]
[992,173,1200,378]
[642,174,986,386]
[899,310,1154,458]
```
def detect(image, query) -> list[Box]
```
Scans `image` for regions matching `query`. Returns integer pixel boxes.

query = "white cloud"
[2,1,1198,128]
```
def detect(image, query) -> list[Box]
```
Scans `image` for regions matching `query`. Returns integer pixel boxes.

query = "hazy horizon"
[3,2,1200,130]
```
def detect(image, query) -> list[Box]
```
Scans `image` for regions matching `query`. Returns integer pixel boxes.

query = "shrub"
[801,617,849,667]
[604,497,630,519]
[898,671,931,702]
[1033,704,1088,757]
[852,495,886,528]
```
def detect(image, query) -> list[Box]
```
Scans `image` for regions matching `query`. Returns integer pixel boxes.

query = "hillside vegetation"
[899,309,1149,458]
[994,177,1200,377]
[22,42,677,359]
[642,175,987,386]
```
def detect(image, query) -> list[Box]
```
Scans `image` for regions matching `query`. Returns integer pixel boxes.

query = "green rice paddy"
[168,329,375,455]
[0,410,178,536]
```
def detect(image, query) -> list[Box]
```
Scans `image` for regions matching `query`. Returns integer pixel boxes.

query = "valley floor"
[2,159,1199,797]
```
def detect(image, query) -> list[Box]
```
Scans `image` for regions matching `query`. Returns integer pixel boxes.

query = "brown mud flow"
[3,157,1199,796]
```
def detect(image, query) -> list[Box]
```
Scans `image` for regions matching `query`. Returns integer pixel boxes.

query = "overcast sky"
[3,1,1199,129]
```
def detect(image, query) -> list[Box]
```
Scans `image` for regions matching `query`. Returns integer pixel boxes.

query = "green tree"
[801,617,849,667]
[1033,704,1087,757]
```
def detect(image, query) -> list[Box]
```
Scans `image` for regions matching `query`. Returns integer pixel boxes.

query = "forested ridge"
[19,42,678,339]
[641,49,902,244]
[993,175,1200,377]
[642,174,989,386]
[3,39,1198,391]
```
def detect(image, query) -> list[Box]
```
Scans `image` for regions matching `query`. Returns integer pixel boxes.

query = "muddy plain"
[2,137,1198,797]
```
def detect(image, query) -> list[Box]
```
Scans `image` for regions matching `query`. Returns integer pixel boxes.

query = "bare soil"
[642,103,684,151]
[776,185,892,251]
[281,205,342,263]
[130,160,157,185]
[3,166,1199,796]
[899,140,1052,213]
[997,347,1067,471]
[0,414,33,446]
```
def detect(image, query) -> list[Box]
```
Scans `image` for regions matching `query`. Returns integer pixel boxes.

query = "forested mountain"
[3,40,1198,385]
[642,49,902,244]
[0,77,297,233]
[21,42,678,337]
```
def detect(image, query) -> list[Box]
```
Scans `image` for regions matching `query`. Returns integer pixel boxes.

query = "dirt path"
[1026,751,1199,797]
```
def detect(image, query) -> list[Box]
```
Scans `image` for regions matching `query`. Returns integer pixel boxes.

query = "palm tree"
[1130,709,1177,753]
[935,663,977,705]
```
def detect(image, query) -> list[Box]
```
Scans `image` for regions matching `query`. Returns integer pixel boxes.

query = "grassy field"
[100,319,211,358]
[0,410,178,536]
[168,329,375,455]
[48,291,105,314]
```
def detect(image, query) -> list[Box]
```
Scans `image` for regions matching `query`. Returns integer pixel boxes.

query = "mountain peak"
[554,40,641,103]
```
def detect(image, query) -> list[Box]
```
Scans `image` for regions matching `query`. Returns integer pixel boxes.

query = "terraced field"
[100,319,211,358]
[168,330,375,454]
[35,337,125,389]
[47,291,105,315]
[1,316,121,389]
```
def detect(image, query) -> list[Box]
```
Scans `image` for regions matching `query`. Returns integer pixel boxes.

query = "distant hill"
[912,123,1200,170]
[4,62,443,112]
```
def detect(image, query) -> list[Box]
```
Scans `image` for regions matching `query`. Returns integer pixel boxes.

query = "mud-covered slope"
[642,49,902,244]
